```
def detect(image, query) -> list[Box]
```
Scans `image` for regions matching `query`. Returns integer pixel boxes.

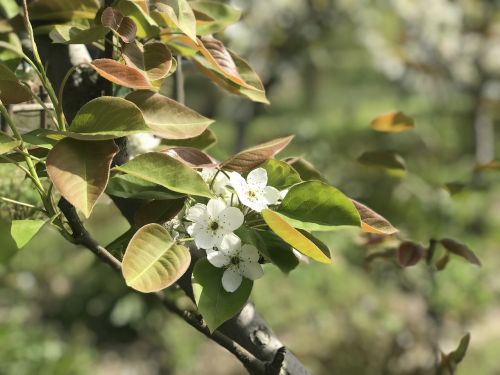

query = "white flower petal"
[240,244,260,263]
[193,226,216,249]
[229,172,248,195]
[243,198,267,213]
[186,223,196,235]
[219,234,241,256]
[279,188,290,200]
[263,186,280,205]
[200,168,216,182]
[186,203,207,222]
[247,168,268,188]
[222,267,243,292]
[207,198,227,218]
[292,248,310,264]
[239,261,264,280]
[217,207,244,232]
[207,251,230,268]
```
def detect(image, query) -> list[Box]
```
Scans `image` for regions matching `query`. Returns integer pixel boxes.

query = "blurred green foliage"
[2,1,500,374]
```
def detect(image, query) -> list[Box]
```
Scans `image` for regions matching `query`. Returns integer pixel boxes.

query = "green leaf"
[0,0,19,19]
[0,132,20,155]
[0,32,22,71]
[357,150,407,175]
[190,1,241,35]
[0,219,18,262]
[10,219,45,249]
[47,139,119,218]
[0,62,32,104]
[116,0,160,38]
[21,129,64,150]
[126,90,213,139]
[90,59,153,90]
[106,173,185,200]
[164,128,217,150]
[115,152,213,198]
[259,159,301,190]
[49,25,108,44]
[371,111,414,133]
[192,258,253,332]
[221,136,293,173]
[29,0,101,21]
[123,43,173,81]
[262,209,332,264]
[440,238,481,266]
[352,200,398,235]
[448,333,471,367]
[236,227,298,273]
[153,0,197,42]
[122,223,191,293]
[278,181,360,231]
[283,157,326,182]
[70,96,149,137]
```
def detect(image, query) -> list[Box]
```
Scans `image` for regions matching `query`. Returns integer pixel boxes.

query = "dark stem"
[57,197,266,375]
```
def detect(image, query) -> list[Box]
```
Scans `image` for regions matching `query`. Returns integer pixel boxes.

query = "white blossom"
[186,198,244,249]
[229,168,280,212]
[292,249,310,264]
[200,168,234,203]
[128,133,161,159]
[206,234,264,292]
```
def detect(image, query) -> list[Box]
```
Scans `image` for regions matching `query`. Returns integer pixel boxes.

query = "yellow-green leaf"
[115,152,213,198]
[262,209,332,264]
[70,96,150,137]
[0,132,20,155]
[126,90,213,139]
[122,223,191,293]
[370,111,415,132]
[10,219,46,249]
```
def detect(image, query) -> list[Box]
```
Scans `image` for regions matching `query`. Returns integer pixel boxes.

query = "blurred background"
[2,0,500,374]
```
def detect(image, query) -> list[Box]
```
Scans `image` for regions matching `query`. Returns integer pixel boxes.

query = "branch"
[58,197,266,375]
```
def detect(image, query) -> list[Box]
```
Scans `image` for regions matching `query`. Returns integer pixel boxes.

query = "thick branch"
[58,197,266,375]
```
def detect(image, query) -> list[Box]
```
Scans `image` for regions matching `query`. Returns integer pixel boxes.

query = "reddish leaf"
[91,59,152,89]
[101,7,137,43]
[397,241,425,267]
[199,35,240,80]
[161,147,217,168]
[221,136,294,173]
[370,111,415,132]
[440,238,481,266]
[123,42,173,80]
[47,139,119,218]
[352,200,398,235]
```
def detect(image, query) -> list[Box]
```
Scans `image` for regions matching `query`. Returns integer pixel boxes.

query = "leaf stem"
[0,196,45,212]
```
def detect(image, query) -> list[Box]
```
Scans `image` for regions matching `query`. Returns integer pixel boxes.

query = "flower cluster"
[184,168,281,292]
